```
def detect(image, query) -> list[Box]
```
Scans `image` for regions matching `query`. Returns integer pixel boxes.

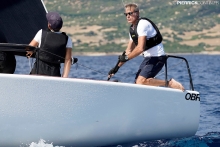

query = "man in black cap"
[27,12,73,77]
[0,30,16,74]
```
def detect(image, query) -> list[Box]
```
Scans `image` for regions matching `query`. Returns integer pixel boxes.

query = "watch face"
[125,56,128,60]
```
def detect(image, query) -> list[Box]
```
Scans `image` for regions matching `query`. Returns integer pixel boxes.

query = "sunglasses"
[124,11,136,16]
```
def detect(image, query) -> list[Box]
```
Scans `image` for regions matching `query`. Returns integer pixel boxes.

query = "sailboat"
[0,0,200,147]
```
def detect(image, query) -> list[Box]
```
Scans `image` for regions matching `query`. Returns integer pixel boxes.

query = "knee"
[136,76,148,84]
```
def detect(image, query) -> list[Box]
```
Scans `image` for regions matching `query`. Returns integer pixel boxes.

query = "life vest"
[130,17,163,50]
[38,30,68,64]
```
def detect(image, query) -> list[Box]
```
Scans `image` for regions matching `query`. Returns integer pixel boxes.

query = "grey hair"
[124,3,139,12]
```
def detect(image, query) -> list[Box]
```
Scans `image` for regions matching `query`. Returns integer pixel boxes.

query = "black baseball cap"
[46,12,63,31]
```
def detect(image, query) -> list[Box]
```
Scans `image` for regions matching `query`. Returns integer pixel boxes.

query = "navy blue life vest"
[130,17,163,50]
[38,30,68,64]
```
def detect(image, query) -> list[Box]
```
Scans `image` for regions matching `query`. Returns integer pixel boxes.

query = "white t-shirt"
[129,19,165,57]
[33,29,73,48]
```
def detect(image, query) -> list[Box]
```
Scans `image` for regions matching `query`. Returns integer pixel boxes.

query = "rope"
[40,49,67,61]
[30,49,107,77]
[28,58,33,72]
[76,62,107,77]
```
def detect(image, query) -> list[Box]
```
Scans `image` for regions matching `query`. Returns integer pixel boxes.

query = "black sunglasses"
[124,11,136,16]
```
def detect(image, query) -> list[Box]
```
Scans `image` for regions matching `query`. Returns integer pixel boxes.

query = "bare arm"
[26,39,39,57]
[108,38,145,78]
[125,40,136,55]
[118,40,136,67]
[62,48,72,78]
[127,36,146,60]
[118,36,146,66]
[29,39,39,47]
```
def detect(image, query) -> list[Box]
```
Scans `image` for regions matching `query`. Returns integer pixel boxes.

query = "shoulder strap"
[139,17,163,39]
[61,32,68,46]
[40,29,49,48]
[137,17,163,50]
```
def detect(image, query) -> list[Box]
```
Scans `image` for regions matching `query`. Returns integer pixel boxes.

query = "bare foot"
[168,79,185,91]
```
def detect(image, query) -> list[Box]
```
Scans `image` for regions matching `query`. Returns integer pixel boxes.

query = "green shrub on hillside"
[43,0,219,53]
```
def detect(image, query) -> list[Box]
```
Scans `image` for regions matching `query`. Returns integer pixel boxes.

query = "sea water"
[15,54,220,147]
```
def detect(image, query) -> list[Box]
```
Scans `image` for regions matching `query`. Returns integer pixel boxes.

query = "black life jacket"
[38,29,68,64]
[130,17,163,50]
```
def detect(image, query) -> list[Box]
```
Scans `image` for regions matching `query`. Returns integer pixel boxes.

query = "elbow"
[64,58,72,65]
[136,46,144,53]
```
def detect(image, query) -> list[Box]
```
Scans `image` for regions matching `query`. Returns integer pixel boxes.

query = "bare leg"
[136,76,184,91]
[136,76,166,86]
[168,78,185,91]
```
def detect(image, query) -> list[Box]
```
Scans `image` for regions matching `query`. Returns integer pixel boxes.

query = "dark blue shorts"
[135,56,166,80]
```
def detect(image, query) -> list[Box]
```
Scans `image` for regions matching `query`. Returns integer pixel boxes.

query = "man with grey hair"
[108,3,184,91]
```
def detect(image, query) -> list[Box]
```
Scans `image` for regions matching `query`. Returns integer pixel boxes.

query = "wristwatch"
[125,55,129,61]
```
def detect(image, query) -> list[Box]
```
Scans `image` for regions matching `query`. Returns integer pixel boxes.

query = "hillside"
[43,0,220,53]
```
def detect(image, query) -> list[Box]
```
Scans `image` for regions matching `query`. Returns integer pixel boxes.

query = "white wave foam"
[29,139,64,147]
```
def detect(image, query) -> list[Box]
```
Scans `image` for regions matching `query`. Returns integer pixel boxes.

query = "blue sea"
[15,54,220,147]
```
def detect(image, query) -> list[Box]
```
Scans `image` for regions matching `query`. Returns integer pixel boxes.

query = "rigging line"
[28,58,33,73]
[155,59,184,78]
[39,49,107,77]
[27,49,65,72]
[28,58,31,72]
[76,63,107,77]
[40,49,67,60]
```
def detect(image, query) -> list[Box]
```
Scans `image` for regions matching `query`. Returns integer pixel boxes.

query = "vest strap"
[130,17,163,50]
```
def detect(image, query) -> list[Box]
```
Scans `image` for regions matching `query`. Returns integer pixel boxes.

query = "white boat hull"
[0,74,200,147]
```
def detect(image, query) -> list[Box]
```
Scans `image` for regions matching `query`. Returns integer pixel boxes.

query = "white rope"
[28,58,33,73]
